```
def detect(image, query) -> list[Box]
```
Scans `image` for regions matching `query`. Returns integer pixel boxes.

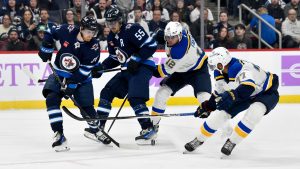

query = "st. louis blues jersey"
[214,58,274,97]
[156,30,207,77]
[43,24,100,83]
[103,23,157,68]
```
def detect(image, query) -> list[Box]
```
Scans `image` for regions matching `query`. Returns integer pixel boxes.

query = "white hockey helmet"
[164,21,183,41]
[208,47,232,71]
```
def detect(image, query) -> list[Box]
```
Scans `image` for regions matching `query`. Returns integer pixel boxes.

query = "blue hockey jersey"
[103,23,157,68]
[43,24,100,83]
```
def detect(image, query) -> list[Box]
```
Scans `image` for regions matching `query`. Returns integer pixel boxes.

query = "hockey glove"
[194,98,217,118]
[216,90,237,112]
[61,83,77,98]
[91,64,104,78]
[127,59,140,74]
[38,42,54,62]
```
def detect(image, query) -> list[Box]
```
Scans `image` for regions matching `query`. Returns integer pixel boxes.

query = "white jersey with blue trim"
[157,30,207,77]
[214,58,274,97]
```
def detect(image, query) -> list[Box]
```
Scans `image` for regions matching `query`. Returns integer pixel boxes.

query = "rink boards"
[0,49,299,109]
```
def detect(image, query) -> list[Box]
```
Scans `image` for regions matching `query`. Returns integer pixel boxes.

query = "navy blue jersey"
[43,24,100,83]
[104,23,157,69]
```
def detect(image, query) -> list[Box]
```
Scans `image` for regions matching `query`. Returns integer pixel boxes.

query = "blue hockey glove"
[127,59,140,74]
[216,90,237,111]
[38,42,54,62]
[194,99,216,118]
[61,83,77,98]
[91,64,103,78]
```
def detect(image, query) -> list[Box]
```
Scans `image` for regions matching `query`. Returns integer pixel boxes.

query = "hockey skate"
[221,139,236,156]
[184,138,203,152]
[84,128,111,145]
[52,131,70,152]
[135,125,158,145]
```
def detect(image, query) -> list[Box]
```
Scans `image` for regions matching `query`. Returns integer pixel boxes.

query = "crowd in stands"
[0,0,299,51]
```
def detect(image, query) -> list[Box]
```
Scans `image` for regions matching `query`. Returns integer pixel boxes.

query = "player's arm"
[38,25,60,62]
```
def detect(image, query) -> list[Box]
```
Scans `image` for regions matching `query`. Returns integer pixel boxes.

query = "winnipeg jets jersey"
[104,23,157,68]
[214,58,274,97]
[157,30,207,77]
[43,24,100,83]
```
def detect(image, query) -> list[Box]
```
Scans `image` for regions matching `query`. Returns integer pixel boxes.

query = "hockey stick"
[46,60,121,148]
[62,106,194,121]
[107,95,128,133]
[22,67,47,83]
[98,67,127,73]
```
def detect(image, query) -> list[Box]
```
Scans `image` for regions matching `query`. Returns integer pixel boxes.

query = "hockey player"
[38,16,109,152]
[95,6,158,144]
[184,47,279,156]
[151,21,212,137]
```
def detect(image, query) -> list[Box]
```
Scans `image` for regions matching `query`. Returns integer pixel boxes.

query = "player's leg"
[43,74,69,152]
[128,66,157,144]
[222,75,279,155]
[74,82,112,145]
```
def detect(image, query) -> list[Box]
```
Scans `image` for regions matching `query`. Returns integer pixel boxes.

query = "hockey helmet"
[80,16,97,31]
[104,5,123,22]
[208,47,232,71]
[164,21,183,41]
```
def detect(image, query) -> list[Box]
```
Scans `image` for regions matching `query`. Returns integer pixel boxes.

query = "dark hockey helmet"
[80,16,97,31]
[104,5,123,22]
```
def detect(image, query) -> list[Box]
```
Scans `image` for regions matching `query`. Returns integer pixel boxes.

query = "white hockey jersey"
[157,30,207,77]
[214,58,274,97]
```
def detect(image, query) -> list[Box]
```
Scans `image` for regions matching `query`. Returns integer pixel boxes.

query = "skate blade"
[220,153,230,159]
[136,139,156,146]
[53,145,70,152]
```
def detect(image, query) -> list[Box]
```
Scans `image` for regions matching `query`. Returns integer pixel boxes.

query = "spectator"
[213,11,234,39]
[63,9,79,25]
[175,0,190,24]
[265,0,286,8]
[37,8,56,31]
[149,0,169,21]
[128,6,150,35]
[267,0,285,31]
[148,8,167,49]
[284,0,300,20]
[38,0,59,10]
[0,14,12,39]
[282,8,300,48]
[248,6,277,47]
[161,0,176,13]
[1,27,26,50]
[170,11,189,31]
[91,0,107,26]
[114,0,133,14]
[190,0,214,23]
[0,0,23,21]
[18,9,36,41]
[190,8,214,48]
[24,0,40,23]
[70,0,81,24]
[127,0,151,22]
[231,23,253,49]
[209,26,233,49]
[99,26,110,50]
[27,23,45,50]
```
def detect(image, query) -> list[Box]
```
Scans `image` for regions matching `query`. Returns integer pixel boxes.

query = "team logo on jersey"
[74,42,80,49]
[91,44,99,51]
[125,24,132,30]
[115,47,128,63]
[59,53,80,72]
[68,25,75,32]
[63,41,69,47]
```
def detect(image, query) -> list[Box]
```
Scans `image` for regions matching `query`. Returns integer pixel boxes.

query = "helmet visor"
[82,29,97,36]
[106,20,119,28]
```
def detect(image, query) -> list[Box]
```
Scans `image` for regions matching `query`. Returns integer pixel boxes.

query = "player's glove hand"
[216,90,237,111]
[61,82,77,98]
[127,59,140,74]
[91,64,103,78]
[153,66,161,78]
[38,42,54,62]
[194,99,216,118]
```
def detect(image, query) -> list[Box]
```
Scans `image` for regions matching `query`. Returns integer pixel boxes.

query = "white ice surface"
[0,104,300,169]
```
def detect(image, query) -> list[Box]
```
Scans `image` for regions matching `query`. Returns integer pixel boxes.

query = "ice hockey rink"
[0,104,299,169]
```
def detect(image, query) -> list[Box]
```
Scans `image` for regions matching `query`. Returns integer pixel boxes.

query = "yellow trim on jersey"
[185,35,191,54]
[151,111,160,115]
[194,54,208,70]
[234,126,248,138]
[215,75,224,80]
[157,65,167,77]
[200,125,213,137]
[229,78,235,81]
[266,73,273,91]
[241,81,256,88]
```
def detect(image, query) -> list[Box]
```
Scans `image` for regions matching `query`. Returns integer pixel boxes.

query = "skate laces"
[223,139,235,151]
[189,138,202,149]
